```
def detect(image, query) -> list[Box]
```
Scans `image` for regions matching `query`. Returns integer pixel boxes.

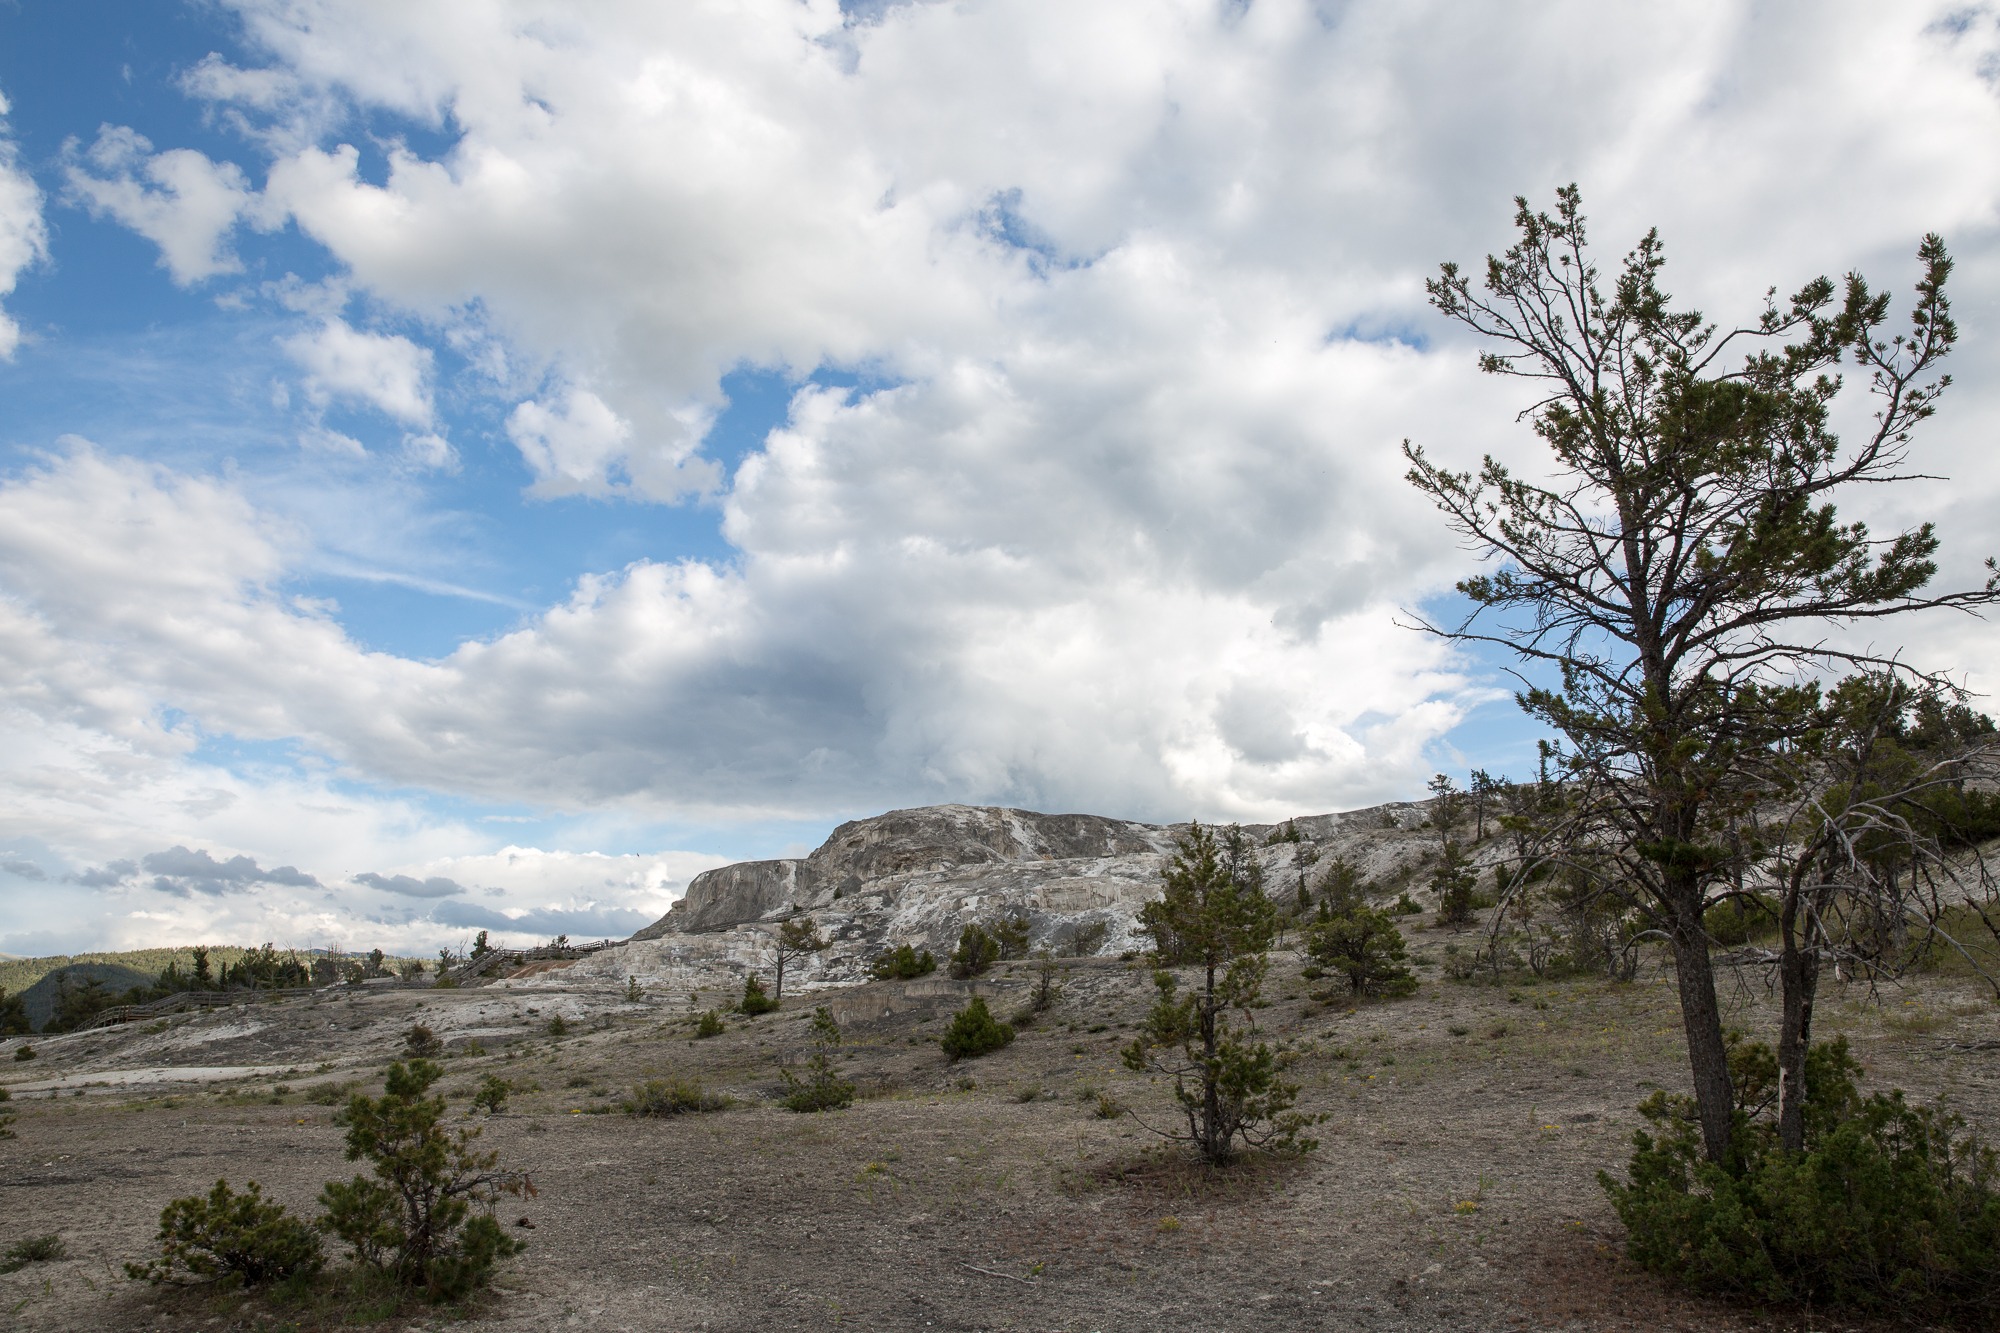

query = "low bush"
[544,1014,569,1037]
[1058,919,1110,957]
[779,1007,855,1113]
[469,1076,510,1115]
[0,1083,12,1140]
[626,1078,729,1116]
[868,944,938,981]
[125,1179,323,1288]
[738,974,779,1016]
[1304,907,1418,999]
[402,1024,443,1060]
[940,996,1014,1061]
[1703,892,1780,947]
[0,1234,64,1274]
[1602,1036,2000,1321]
[1389,893,1422,916]
[13,1044,33,1061]
[694,1009,725,1039]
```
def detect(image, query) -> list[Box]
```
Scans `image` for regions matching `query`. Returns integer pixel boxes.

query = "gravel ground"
[2,944,1996,1332]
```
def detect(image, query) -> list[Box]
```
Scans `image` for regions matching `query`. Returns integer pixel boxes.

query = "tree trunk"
[774,949,786,1002]
[1669,906,1735,1163]
[1776,922,1817,1154]
[1200,961,1222,1163]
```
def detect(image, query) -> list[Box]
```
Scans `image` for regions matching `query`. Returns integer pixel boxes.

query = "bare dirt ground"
[3,939,1997,1333]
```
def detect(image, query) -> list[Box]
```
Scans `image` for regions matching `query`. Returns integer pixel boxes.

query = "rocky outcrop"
[634,805,1177,938]
[558,799,1460,998]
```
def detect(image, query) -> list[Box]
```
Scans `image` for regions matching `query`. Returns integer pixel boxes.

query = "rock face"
[634,805,1172,940]
[562,799,1455,998]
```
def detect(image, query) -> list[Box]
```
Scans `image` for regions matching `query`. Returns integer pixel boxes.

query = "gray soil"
[3,937,1997,1332]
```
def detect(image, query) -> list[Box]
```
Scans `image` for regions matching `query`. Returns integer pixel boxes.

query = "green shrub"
[624,975,645,1003]
[544,1014,568,1037]
[694,1009,725,1039]
[1703,892,1780,947]
[318,1060,525,1302]
[868,944,938,981]
[1058,919,1110,957]
[738,974,779,1016]
[991,910,1032,961]
[949,924,1000,979]
[1390,893,1422,916]
[125,1180,321,1287]
[940,996,1014,1061]
[1603,1037,2000,1320]
[1304,907,1418,999]
[626,1078,728,1116]
[469,1076,510,1115]
[0,1083,12,1140]
[779,1006,855,1112]
[0,1234,64,1274]
[402,1024,443,1060]
[13,1044,34,1060]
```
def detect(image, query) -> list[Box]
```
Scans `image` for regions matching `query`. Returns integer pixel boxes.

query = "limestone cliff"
[563,799,1456,998]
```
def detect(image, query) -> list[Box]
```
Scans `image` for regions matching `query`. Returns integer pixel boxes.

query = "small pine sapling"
[1123,822,1319,1165]
[469,1075,510,1116]
[780,1006,856,1112]
[868,944,938,980]
[949,923,1000,978]
[940,995,1014,1061]
[1305,907,1418,998]
[695,1010,725,1039]
[319,1060,527,1301]
[991,910,1032,960]
[738,974,779,1016]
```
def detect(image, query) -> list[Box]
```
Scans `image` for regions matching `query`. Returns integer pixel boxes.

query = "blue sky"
[1,0,1996,955]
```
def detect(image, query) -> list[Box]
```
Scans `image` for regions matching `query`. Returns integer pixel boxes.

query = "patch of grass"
[303,1080,355,1106]
[1881,1003,1947,1036]
[625,1078,730,1117]
[0,1234,65,1273]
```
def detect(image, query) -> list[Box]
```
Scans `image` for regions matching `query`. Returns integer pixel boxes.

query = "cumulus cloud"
[140,845,319,894]
[282,317,435,425]
[1,859,46,880]
[0,90,49,358]
[504,387,633,496]
[62,126,254,285]
[67,845,320,897]
[12,1,2000,953]
[428,899,652,941]
[354,870,463,898]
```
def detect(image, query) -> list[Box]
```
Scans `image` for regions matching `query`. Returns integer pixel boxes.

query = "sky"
[2,1,1999,958]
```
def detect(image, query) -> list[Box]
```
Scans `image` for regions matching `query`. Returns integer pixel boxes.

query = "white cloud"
[13,1,2000,950]
[282,316,435,425]
[63,126,255,286]
[0,90,49,358]
[504,387,633,496]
